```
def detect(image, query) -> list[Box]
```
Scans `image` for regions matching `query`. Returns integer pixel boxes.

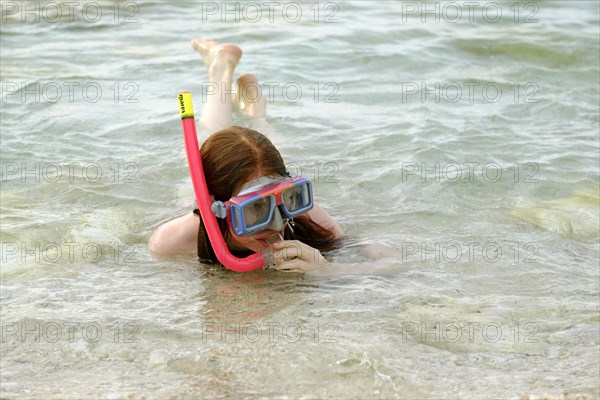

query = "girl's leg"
[235,73,267,118]
[191,39,242,132]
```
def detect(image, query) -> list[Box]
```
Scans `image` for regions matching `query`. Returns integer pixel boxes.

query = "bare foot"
[236,73,267,117]
[191,38,242,76]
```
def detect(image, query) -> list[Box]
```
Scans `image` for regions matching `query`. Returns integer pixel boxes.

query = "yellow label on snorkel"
[178,92,194,119]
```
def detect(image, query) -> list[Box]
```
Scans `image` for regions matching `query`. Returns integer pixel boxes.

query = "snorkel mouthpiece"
[178,91,265,272]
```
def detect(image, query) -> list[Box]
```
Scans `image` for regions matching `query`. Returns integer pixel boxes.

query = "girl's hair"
[194,126,341,264]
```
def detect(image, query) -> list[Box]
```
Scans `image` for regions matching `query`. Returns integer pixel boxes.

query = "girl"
[150,39,345,272]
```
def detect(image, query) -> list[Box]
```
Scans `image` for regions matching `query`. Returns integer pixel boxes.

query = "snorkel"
[178,92,265,272]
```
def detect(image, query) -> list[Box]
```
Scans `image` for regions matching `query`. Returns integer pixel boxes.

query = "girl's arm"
[271,240,405,276]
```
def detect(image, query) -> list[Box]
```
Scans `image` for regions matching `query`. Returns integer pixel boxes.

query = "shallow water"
[1,1,599,399]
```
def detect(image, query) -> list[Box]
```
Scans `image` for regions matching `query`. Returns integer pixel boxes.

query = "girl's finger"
[273,240,303,250]
[275,248,300,261]
[273,260,307,271]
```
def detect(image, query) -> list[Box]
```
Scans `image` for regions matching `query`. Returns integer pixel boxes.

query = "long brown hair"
[194,126,341,264]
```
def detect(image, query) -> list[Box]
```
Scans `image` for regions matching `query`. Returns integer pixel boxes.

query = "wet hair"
[194,126,341,264]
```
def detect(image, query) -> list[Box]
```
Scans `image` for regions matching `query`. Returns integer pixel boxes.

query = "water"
[1,1,599,398]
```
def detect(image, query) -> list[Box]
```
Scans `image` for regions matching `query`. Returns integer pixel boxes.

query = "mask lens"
[233,208,241,228]
[242,196,273,228]
[282,183,310,213]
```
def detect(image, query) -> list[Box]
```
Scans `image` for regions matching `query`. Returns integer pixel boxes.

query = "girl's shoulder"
[149,211,199,255]
[306,202,345,240]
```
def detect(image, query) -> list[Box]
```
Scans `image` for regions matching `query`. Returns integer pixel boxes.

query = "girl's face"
[226,173,288,253]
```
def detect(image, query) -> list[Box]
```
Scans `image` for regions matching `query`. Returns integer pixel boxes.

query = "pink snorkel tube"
[178,92,265,272]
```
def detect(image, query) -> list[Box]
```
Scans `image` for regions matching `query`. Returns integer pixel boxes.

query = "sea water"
[1,1,598,398]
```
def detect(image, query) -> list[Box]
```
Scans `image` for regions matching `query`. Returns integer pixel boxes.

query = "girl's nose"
[266,208,284,232]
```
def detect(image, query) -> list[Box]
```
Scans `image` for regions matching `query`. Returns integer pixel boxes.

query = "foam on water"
[512,188,600,241]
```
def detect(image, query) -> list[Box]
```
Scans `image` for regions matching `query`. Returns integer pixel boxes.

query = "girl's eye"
[250,198,270,217]
[253,202,266,212]
[284,187,302,210]
[243,197,271,226]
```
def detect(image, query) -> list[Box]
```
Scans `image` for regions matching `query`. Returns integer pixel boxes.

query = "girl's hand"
[266,240,328,272]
